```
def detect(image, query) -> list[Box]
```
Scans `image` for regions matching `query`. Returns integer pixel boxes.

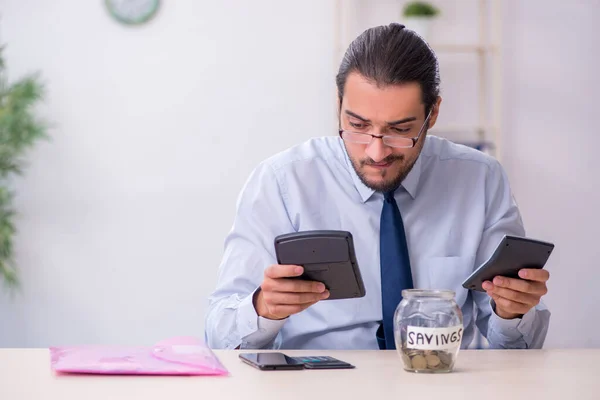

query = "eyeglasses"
[338,108,433,149]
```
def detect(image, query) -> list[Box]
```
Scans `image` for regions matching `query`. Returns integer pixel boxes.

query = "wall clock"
[105,0,161,26]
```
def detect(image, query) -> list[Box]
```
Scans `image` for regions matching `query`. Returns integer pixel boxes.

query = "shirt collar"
[339,137,425,203]
[401,146,423,199]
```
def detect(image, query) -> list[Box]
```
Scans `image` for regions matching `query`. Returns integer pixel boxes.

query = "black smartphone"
[274,230,366,300]
[239,352,304,370]
[462,235,555,292]
[292,356,355,369]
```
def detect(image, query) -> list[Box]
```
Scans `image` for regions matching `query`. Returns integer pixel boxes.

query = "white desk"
[1,349,598,399]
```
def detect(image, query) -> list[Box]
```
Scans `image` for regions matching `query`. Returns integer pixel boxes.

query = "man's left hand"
[482,268,550,320]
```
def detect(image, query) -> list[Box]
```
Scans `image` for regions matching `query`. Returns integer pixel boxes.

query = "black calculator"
[292,356,355,369]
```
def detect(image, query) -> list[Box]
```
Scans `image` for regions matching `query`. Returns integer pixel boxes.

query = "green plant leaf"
[403,1,440,17]
[0,46,47,288]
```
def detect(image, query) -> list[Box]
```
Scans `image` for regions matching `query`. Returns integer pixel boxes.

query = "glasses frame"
[338,108,434,149]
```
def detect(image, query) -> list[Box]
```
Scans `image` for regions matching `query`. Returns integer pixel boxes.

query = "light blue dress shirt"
[205,135,550,350]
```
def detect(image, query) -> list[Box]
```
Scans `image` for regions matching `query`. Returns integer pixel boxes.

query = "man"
[205,23,550,350]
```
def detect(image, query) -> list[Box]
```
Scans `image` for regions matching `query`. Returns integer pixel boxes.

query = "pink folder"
[50,336,228,376]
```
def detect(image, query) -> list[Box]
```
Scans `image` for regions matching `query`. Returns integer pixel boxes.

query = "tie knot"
[384,191,395,202]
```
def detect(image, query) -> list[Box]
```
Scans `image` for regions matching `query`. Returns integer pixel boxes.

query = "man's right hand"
[253,264,330,320]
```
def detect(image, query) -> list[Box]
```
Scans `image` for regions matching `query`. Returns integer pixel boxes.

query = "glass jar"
[394,289,464,373]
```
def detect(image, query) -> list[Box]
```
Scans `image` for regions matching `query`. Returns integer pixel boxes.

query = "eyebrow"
[344,110,417,125]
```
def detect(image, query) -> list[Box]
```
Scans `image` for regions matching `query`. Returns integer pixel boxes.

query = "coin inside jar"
[407,350,420,357]
[438,351,453,366]
[425,354,441,368]
[400,348,456,372]
[410,354,428,370]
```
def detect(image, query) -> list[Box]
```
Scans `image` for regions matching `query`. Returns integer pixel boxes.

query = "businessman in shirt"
[205,23,551,350]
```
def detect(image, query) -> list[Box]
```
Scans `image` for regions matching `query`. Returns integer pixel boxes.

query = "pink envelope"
[50,336,228,376]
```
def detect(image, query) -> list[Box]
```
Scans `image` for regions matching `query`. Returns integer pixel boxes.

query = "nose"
[365,136,392,163]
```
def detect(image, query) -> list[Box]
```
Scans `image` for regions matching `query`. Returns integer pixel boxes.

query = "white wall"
[0,0,597,348]
[0,0,335,346]
[501,0,600,348]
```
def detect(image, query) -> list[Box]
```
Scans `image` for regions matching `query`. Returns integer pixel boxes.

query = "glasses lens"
[341,130,417,148]
[383,136,414,148]
[341,131,371,144]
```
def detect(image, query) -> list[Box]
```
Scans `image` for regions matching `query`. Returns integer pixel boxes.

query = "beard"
[348,152,419,193]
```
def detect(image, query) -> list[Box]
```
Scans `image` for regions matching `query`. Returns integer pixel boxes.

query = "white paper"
[406,325,464,351]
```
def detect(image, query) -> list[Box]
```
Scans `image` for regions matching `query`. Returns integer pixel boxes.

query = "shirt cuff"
[236,288,287,348]
[489,298,537,335]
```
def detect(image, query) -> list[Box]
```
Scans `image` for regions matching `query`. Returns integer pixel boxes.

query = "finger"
[262,277,326,293]
[264,290,330,305]
[265,264,304,279]
[488,292,500,305]
[489,285,540,307]
[492,295,531,315]
[518,268,550,283]
[493,276,547,296]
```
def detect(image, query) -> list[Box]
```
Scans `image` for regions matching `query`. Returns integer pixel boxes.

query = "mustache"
[360,155,404,166]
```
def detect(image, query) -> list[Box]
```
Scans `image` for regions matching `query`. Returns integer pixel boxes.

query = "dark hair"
[336,23,440,116]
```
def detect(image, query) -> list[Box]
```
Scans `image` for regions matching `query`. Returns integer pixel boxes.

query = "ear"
[427,96,442,129]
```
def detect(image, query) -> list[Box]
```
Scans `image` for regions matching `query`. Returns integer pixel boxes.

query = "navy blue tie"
[377,190,414,350]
